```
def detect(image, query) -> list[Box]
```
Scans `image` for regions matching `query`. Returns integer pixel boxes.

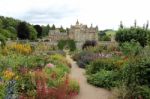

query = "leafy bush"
[57,39,76,51]
[117,56,150,99]
[73,50,113,68]
[86,58,116,74]
[135,86,150,99]
[16,73,36,95]
[115,27,150,47]
[87,70,118,89]
[67,79,80,94]
[73,51,94,68]
[120,40,142,56]
[0,34,6,47]
[0,84,6,99]
[99,35,111,41]
[82,40,97,49]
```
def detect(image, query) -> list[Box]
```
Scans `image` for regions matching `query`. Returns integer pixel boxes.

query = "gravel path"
[66,55,112,99]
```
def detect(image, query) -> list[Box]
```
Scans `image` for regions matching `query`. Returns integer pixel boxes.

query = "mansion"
[48,20,99,43]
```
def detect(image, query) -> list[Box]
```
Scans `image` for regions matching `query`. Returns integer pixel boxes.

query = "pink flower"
[46,63,55,68]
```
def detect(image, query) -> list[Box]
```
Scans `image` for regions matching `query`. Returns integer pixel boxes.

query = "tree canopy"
[34,25,42,38]
[17,22,30,39]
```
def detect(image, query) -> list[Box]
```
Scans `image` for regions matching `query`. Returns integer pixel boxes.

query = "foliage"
[51,24,56,30]
[82,40,97,49]
[67,79,80,94]
[87,70,118,89]
[59,26,66,32]
[57,39,76,51]
[9,43,32,55]
[17,22,30,39]
[86,58,116,74]
[0,43,80,98]
[115,27,150,47]
[0,83,6,99]
[135,86,150,99]
[120,40,142,56]
[0,29,12,38]
[0,34,6,47]
[41,24,50,36]
[6,26,17,39]
[57,40,65,50]
[99,29,116,41]
[34,25,42,38]
[113,55,150,99]
[16,73,36,96]
[72,51,94,68]
[28,26,37,40]
[0,19,3,28]
[99,35,111,41]
[73,50,112,68]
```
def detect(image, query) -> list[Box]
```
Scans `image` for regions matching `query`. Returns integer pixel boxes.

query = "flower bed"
[77,43,150,99]
[0,43,79,99]
[72,51,112,68]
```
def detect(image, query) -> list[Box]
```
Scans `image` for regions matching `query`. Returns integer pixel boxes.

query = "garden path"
[66,55,112,99]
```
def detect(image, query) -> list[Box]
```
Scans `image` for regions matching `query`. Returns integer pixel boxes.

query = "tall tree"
[115,27,150,47]
[17,22,30,39]
[59,26,66,32]
[134,20,137,28]
[146,20,149,30]
[42,24,50,36]
[119,21,123,29]
[29,26,37,40]
[0,19,2,28]
[34,25,42,38]
[51,24,55,30]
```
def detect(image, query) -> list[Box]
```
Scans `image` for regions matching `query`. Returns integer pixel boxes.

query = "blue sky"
[0,0,150,30]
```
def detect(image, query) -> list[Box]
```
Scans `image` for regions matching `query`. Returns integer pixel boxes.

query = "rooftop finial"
[76,19,79,25]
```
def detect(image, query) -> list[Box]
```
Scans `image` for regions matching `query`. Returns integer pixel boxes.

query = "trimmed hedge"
[57,39,76,51]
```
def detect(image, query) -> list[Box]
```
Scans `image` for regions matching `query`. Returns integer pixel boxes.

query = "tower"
[76,19,79,25]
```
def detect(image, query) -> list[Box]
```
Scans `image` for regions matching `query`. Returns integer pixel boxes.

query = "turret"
[76,19,79,25]
[90,24,93,28]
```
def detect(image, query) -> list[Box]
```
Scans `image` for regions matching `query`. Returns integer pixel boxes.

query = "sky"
[0,0,150,30]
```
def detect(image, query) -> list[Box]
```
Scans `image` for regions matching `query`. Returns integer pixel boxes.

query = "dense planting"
[0,43,79,99]
[73,37,150,99]
[115,24,150,47]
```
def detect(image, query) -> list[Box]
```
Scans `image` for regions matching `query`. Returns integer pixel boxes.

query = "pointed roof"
[76,19,79,25]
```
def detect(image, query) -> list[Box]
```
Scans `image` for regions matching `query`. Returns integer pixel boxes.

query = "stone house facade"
[48,20,98,43]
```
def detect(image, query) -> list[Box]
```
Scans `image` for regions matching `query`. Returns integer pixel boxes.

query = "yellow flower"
[3,70,15,80]
[8,43,32,55]
[15,75,19,80]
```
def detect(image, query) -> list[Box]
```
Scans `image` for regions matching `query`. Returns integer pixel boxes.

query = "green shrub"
[86,58,116,74]
[120,40,142,56]
[115,27,149,47]
[67,79,80,94]
[99,35,111,41]
[135,86,150,99]
[0,84,6,99]
[16,73,36,94]
[0,34,6,47]
[119,56,150,98]
[57,39,76,51]
[87,69,118,89]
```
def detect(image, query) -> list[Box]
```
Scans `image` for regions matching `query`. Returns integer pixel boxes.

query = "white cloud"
[0,0,150,29]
